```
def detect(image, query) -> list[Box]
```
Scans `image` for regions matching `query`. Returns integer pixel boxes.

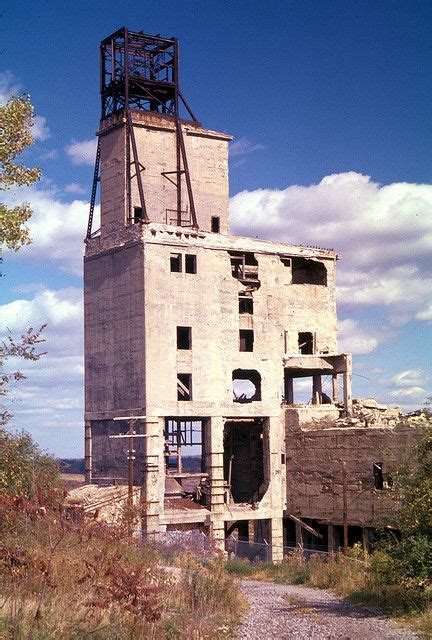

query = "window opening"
[298,332,314,355]
[373,462,384,490]
[291,257,327,285]
[229,251,259,281]
[223,419,266,504]
[177,373,192,401]
[239,329,254,352]
[164,419,205,501]
[232,369,261,402]
[185,254,197,274]
[133,206,144,223]
[280,256,291,267]
[170,253,182,272]
[177,326,192,350]
[239,294,253,314]
[211,216,220,233]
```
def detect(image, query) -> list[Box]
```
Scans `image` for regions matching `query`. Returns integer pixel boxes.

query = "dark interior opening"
[177,326,192,350]
[292,257,327,285]
[233,369,262,402]
[239,329,254,352]
[229,251,259,281]
[373,462,384,490]
[224,419,264,503]
[211,216,220,233]
[185,254,197,274]
[177,373,192,401]
[170,253,182,272]
[239,294,254,314]
[298,332,314,354]
[133,206,144,223]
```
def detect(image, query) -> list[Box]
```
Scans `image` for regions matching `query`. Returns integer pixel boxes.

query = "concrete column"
[284,376,294,404]
[327,523,336,553]
[362,527,371,554]
[312,375,322,405]
[141,417,163,540]
[270,517,284,563]
[84,420,92,484]
[295,520,303,547]
[332,374,339,403]
[343,354,353,416]
[209,416,226,551]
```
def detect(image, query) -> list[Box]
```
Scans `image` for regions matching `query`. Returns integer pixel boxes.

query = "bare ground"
[236,579,419,639]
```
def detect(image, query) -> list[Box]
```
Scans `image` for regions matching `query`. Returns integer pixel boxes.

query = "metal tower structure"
[86,27,199,240]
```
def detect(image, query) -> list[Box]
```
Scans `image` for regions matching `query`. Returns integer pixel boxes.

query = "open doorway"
[164,418,207,500]
[223,419,266,503]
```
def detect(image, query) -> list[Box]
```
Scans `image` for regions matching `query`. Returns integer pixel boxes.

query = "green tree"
[0,94,41,250]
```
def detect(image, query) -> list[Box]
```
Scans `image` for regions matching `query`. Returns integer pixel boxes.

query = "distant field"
[60,472,85,490]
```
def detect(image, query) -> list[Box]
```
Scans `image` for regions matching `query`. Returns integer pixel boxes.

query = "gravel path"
[236,579,419,639]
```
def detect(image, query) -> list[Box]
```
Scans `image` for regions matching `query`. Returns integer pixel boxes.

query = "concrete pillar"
[209,416,226,551]
[270,517,284,562]
[332,374,339,403]
[284,376,294,404]
[295,520,303,547]
[343,354,353,416]
[362,527,371,554]
[327,523,336,553]
[141,417,163,540]
[312,375,322,405]
[84,420,92,484]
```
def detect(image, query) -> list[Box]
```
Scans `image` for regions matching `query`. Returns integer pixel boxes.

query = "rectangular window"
[298,332,314,354]
[239,295,253,315]
[239,329,254,352]
[133,206,143,223]
[170,253,182,272]
[211,216,220,233]
[185,254,197,274]
[177,373,192,401]
[177,326,192,350]
[373,462,384,490]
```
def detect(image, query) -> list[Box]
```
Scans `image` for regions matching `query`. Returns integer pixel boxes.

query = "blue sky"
[1,0,431,456]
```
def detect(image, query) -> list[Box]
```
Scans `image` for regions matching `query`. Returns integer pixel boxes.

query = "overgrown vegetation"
[0,430,244,639]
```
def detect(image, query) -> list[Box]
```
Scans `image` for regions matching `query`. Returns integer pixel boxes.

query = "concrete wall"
[285,408,425,526]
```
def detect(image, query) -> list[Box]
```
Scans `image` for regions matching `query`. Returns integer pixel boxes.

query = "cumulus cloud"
[65,182,87,194]
[32,115,50,141]
[390,369,427,388]
[338,318,382,355]
[65,139,98,166]
[230,172,432,321]
[2,186,98,276]
[230,137,265,157]
[0,71,21,104]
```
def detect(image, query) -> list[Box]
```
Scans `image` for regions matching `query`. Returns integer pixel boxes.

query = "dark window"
[298,332,314,354]
[177,326,192,350]
[170,253,182,272]
[281,453,286,465]
[232,369,262,402]
[133,206,144,223]
[239,329,254,352]
[239,295,253,314]
[291,257,327,285]
[211,216,220,233]
[373,462,384,490]
[185,254,197,274]
[280,257,291,267]
[177,373,192,401]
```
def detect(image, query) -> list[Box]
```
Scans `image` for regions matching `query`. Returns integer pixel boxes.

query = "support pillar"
[295,520,303,547]
[343,354,353,416]
[362,527,371,554]
[284,376,294,404]
[327,523,336,553]
[332,374,339,403]
[270,517,284,562]
[312,375,322,405]
[84,420,92,484]
[209,416,226,552]
[141,417,163,540]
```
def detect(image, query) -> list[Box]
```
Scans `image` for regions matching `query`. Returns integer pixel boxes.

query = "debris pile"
[334,398,431,429]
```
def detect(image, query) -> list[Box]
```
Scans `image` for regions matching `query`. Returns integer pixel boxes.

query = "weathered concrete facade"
[83,30,426,557]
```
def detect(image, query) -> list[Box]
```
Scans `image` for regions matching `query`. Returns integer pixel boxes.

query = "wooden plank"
[288,514,323,540]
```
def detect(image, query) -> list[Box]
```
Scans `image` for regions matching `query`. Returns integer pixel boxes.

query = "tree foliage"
[0,94,41,250]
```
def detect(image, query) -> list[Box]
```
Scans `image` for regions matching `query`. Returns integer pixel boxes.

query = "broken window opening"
[177,326,192,350]
[133,206,144,223]
[239,329,254,352]
[373,462,384,490]
[164,418,206,503]
[185,254,197,274]
[239,294,254,315]
[177,373,192,401]
[170,253,182,272]
[298,332,315,355]
[224,419,265,504]
[229,251,259,282]
[291,257,327,286]
[211,216,220,233]
[280,256,291,267]
[233,369,262,403]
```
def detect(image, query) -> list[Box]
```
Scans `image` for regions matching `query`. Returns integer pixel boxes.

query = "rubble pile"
[334,398,431,429]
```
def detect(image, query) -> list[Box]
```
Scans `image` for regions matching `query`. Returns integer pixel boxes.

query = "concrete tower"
[84,28,353,558]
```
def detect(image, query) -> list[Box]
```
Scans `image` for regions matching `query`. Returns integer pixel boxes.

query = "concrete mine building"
[82,28,425,559]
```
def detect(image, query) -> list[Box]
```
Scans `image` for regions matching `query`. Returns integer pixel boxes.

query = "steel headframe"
[86,27,199,239]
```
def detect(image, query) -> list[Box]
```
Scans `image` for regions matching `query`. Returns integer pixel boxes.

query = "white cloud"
[416,304,432,322]
[390,369,428,388]
[65,138,98,166]
[3,186,98,276]
[39,149,58,160]
[230,137,265,157]
[230,172,432,322]
[0,71,21,104]
[338,318,381,355]
[32,115,50,141]
[390,386,426,399]
[65,182,87,194]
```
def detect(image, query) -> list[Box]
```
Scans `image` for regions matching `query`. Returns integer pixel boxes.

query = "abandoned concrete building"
[81,28,426,560]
